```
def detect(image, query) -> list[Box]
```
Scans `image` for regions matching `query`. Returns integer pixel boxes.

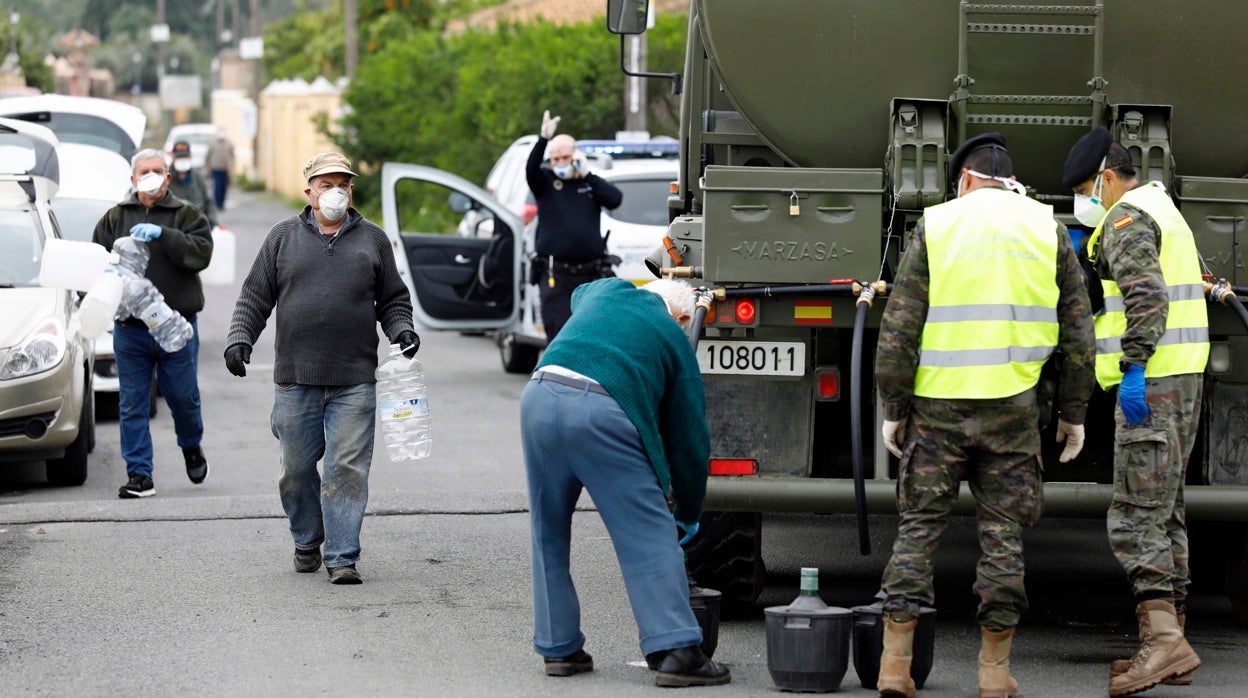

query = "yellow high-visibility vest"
[1086,182,1209,389]
[915,188,1060,399]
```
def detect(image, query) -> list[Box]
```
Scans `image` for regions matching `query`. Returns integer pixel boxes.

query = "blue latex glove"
[1119,364,1150,425]
[1068,228,1088,255]
[676,520,699,546]
[130,223,162,241]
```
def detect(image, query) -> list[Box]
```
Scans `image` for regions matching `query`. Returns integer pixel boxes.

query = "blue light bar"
[576,139,679,159]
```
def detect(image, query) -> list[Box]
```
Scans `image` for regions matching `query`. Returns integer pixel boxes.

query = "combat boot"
[878,615,917,697]
[1108,603,1192,685]
[1108,599,1201,696]
[977,626,1019,698]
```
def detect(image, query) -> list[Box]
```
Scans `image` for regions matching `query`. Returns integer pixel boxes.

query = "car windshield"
[606,178,672,226]
[0,209,45,287]
[11,112,137,160]
[51,197,114,243]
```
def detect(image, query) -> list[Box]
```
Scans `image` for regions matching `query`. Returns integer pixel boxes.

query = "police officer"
[527,110,623,343]
[1062,126,1209,696]
[875,133,1096,698]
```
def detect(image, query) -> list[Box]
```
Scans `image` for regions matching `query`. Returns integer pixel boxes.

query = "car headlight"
[0,317,68,380]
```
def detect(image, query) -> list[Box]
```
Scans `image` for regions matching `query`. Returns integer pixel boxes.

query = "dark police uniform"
[526,136,623,342]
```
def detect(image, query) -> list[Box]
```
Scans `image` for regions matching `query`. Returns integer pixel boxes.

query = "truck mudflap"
[703,478,1248,521]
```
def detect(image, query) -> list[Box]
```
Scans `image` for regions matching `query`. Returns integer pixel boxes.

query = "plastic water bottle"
[77,267,124,339]
[113,236,151,275]
[376,343,432,461]
[119,276,195,352]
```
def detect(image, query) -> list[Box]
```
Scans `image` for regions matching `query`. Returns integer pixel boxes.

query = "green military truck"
[606,0,1248,619]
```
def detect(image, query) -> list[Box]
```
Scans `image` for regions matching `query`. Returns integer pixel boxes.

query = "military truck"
[604,0,1248,619]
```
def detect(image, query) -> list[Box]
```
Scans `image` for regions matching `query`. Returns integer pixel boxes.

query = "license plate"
[697,340,806,376]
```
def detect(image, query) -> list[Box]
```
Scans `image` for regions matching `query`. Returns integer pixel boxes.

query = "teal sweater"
[538,278,711,524]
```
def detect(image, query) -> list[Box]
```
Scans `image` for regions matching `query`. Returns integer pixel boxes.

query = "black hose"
[722,283,857,298]
[1233,285,1248,299]
[1229,295,1248,332]
[689,305,708,349]
[849,298,871,556]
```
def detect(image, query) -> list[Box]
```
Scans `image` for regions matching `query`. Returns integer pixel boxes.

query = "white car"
[162,123,217,171]
[379,138,678,374]
[0,94,146,162]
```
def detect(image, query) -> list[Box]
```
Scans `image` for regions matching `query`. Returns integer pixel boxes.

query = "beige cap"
[302,152,358,182]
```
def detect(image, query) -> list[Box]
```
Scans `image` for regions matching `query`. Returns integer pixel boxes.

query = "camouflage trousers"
[881,390,1042,630]
[1108,372,1203,601]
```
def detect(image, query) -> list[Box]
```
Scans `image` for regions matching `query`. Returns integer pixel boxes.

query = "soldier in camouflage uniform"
[1063,127,1209,696]
[874,133,1096,698]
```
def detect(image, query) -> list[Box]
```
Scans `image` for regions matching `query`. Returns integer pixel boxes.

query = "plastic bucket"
[39,238,112,291]
[689,586,722,658]
[850,603,937,689]
[764,604,852,692]
[200,225,235,286]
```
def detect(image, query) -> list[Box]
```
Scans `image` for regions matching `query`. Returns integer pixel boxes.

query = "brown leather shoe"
[654,646,731,687]
[544,649,593,677]
[326,564,362,585]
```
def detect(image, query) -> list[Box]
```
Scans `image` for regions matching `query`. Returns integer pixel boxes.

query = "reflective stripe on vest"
[915,188,1060,399]
[1086,182,1209,389]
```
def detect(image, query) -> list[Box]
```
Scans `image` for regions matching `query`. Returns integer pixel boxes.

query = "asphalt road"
[2,189,1246,696]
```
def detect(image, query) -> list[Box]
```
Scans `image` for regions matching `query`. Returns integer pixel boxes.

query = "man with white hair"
[526,110,624,342]
[519,276,730,688]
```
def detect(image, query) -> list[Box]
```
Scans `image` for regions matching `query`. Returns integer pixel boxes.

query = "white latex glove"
[540,110,561,139]
[883,418,907,459]
[1056,419,1085,463]
[572,151,590,178]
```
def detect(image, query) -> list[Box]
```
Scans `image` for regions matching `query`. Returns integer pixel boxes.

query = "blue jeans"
[113,316,203,479]
[520,377,702,658]
[270,383,376,569]
[210,170,229,210]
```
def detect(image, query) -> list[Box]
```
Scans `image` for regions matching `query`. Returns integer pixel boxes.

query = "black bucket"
[850,603,937,690]
[689,586,722,658]
[764,604,852,692]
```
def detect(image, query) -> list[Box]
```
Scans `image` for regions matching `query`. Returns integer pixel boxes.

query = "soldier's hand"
[1119,364,1150,425]
[225,343,251,377]
[882,418,906,459]
[540,110,561,139]
[1055,419,1086,463]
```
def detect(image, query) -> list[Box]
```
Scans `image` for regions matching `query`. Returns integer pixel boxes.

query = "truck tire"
[46,396,90,487]
[498,333,540,374]
[683,511,766,614]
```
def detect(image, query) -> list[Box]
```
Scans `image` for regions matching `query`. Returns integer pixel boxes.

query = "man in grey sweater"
[224,152,420,585]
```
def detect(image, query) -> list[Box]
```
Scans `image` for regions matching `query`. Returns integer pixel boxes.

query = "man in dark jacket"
[521,277,730,688]
[167,139,217,227]
[92,148,214,499]
[527,110,623,342]
[224,152,419,585]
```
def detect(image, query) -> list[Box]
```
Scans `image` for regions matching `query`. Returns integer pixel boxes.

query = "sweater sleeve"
[661,343,711,525]
[369,226,416,341]
[226,226,281,347]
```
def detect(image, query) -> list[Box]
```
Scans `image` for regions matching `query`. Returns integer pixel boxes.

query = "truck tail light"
[710,458,758,476]
[734,299,757,325]
[814,367,841,401]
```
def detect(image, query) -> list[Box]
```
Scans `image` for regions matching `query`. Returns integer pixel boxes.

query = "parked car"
[379,137,679,374]
[0,117,95,486]
[0,94,145,161]
[162,123,217,171]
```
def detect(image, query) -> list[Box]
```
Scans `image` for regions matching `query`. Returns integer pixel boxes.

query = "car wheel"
[85,375,96,454]
[46,397,90,487]
[498,333,539,374]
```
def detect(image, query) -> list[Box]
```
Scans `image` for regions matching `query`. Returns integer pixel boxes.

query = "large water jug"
[76,268,125,339]
[764,567,852,692]
[39,238,112,291]
[376,343,432,461]
[200,225,236,286]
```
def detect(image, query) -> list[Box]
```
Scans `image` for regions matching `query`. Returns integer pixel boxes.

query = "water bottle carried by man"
[112,236,195,353]
[376,341,432,461]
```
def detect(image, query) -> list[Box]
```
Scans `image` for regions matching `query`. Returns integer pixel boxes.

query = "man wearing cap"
[874,133,1095,698]
[527,110,624,343]
[1062,126,1208,696]
[93,148,214,499]
[167,139,217,227]
[224,152,420,585]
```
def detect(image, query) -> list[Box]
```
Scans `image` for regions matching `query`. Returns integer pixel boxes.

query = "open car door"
[380,163,524,332]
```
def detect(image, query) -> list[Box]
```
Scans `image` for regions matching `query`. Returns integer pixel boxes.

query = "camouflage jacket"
[1091,189,1170,368]
[877,204,1096,424]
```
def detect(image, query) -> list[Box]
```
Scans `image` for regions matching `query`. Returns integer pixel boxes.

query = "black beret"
[948,132,1008,183]
[1062,126,1114,189]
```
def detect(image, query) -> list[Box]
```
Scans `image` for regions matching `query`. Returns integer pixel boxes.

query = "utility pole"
[250,0,261,182]
[344,0,357,79]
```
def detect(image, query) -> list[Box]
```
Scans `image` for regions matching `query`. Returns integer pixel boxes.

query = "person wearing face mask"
[166,140,218,228]
[526,110,624,343]
[873,133,1095,698]
[224,152,419,585]
[1062,126,1209,697]
[519,277,729,687]
[92,148,215,499]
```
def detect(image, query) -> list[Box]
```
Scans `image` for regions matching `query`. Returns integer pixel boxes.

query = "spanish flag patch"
[1112,215,1134,230]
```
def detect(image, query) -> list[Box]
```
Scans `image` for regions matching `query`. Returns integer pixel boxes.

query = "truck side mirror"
[607,0,649,35]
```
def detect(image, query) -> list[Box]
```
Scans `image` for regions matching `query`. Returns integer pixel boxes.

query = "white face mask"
[172,158,191,173]
[1073,173,1107,227]
[318,187,350,221]
[553,163,574,180]
[136,172,165,195]
[957,169,1027,198]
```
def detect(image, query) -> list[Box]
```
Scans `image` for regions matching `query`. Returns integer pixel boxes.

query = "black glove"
[225,343,251,377]
[397,330,421,359]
